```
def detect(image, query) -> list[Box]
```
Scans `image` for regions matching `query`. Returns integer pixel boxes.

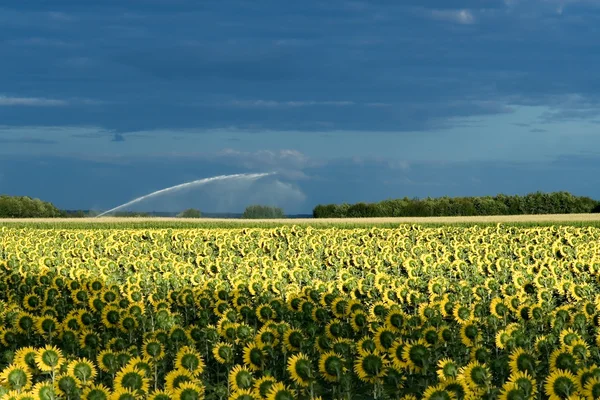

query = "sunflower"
[228,388,260,400]
[544,369,579,400]
[142,339,165,362]
[213,343,235,365]
[550,347,578,374]
[354,351,387,384]
[508,371,537,398]
[281,328,303,353]
[82,383,112,400]
[34,345,64,373]
[109,388,139,400]
[458,361,491,390]
[402,339,430,373]
[97,350,120,374]
[13,347,38,371]
[0,364,32,392]
[55,374,79,398]
[498,382,527,400]
[147,390,173,400]
[256,327,279,349]
[442,379,468,400]
[67,358,97,385]
[164,369,195,393]
[115,366,150,395]
[229,365,254,392]
[560,328,582,347]
[389,339,407,369]
[374,327,396,353]
[583,377,600,400]
[570,339,590,360]
[490,298,510,319]
[15,312,35,334]
[31,381,58,400]
[385,309,405,332]
[34,315,60,337]
[437,358,459,381]
[350,310,369,333]
[265,382,295,400]
[452,304,473,325]
[577,366,600,393]
[254,376,277,398]
[256,304,276,324]
[508,348,537,376]
[357,337,377,357]
[242,343,265,372]
[458,321,480,348]
[318,352,345,382]
[422,384,457,400]
[80,330,102,351]
[287,353,313,387]
[174,346,205,376]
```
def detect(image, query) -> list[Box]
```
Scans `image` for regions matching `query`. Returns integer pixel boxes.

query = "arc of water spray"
[96,172,274,217]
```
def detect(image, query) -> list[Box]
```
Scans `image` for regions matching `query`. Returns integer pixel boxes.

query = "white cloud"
[429,9,476,24]
[217,148,314,171]
[0,95,68,107]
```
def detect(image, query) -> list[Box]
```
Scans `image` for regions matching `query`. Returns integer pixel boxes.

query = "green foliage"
[313,191,600,218]
[0,195,63,218]
[242,204,285,219]
[177,208,202,218]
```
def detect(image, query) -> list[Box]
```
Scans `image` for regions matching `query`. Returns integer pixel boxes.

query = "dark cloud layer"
[2,1,599,210]
[2,0,600,132]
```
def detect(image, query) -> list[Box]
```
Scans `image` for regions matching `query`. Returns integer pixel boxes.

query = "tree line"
[0,196,286,219]
[313,191,600,218]
[0,195,63,218]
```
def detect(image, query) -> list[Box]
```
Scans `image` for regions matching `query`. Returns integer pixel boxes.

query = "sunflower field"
[1,224,600,400]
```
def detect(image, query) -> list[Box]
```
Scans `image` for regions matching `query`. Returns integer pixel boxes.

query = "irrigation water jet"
[96,172,274,217]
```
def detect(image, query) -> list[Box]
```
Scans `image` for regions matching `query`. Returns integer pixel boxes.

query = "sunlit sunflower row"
[1,224,600,399]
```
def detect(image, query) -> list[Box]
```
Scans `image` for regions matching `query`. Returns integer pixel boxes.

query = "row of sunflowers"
[1,224,600,399]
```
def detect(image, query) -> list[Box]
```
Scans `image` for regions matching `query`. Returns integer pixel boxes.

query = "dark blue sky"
[1,0,600,213]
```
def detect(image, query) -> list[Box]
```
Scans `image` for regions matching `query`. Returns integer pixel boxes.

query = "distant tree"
[0,195,62,218]
[177,208,202,218]
[312,191,600,218]
[242,205,285,219]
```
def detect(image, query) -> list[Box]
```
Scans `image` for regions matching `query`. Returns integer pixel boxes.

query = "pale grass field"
[2,213,600,224]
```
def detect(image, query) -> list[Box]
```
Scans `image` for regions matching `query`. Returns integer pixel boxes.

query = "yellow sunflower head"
[114,365,150,395]
[437,358,459,381]
[229,365,254,392]
[55,373,79,398]
[544,369,579,400]
[550,347,578,375]
[508,348,537,376]
[242,343,265,372]
[402,339,430,373]
[67,358,97,385]
[175,346,205,376]
[212,343,235,365]
[81,383,112,400]
[508,371,537,398]
[583,377,600,400]
[0,363,32,392]
[172,381,205,400]
[265,382,295,400]
[422,384,456,400]
[287,353,313,387]
[318,352,345,382]
[164,369,195,393]
[353,351,387,384]
[34,345,64,372]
